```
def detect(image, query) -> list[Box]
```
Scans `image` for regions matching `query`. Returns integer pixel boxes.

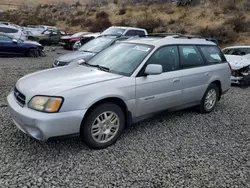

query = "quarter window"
[179,46,204,68]
[147,46,179,72]
[199,46,223,64]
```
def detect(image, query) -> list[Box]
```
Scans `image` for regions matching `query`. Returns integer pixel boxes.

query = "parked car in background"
[27,25,57,32]
[7,35,231,149]
[0,25,27,40]
[222,46,250,86]
[60,32,90,50]
[53,35,131,67]
[0,33,44,57]
[73,33,101,51]
[0,21,12,26]
[28,29,66,45]
[101,26,148,37]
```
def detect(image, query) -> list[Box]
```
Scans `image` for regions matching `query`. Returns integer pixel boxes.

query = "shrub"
[118,8,126,15]
[75,10,84,16]
[135,17,163,33]
[196,25,237,44]
[90,17,111,32]
[96,11,109,19]
[224,14,250,32]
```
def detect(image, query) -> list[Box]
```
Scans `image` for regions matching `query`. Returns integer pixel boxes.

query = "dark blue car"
[0,33,44,57]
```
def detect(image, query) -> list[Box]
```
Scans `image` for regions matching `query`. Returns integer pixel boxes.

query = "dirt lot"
[0,47,250,188]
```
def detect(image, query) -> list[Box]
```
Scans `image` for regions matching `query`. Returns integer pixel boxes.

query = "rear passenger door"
[179,45,210,104]
[136,46,182,116]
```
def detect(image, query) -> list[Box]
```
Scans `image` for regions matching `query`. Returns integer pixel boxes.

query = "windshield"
[87,43,153,76]
[102,28,126,36]
[79,37,114,53]
[223,48,250,56]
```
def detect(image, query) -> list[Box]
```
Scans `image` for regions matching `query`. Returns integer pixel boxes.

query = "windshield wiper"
[80,62,110,72]
[93,65,110,72]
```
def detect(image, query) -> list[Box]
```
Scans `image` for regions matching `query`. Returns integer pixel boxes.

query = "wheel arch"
[209,80,222,100]
[80,97,132,133]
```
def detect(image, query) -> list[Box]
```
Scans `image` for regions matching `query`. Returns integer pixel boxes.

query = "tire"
[28,48,39,57]
[81,103,125,149]
[198,84,219,113]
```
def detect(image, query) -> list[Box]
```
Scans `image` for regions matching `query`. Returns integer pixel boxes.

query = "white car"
[101,26,148,37]
[222,46,250,86]
[0,25,27,40]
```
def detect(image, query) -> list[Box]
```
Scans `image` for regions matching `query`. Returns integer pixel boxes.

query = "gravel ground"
[0,47,250,188]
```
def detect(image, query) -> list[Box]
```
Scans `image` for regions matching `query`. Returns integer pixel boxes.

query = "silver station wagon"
[7,35,231,149]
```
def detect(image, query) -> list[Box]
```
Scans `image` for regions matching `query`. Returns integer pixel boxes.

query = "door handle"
[205,73,211,77]
[173,78,180,83]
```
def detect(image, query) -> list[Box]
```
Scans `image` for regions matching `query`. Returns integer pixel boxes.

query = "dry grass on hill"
[0,0,249,45]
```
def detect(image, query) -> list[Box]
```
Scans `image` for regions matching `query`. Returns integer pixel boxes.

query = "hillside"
[0,0,250,46]
[0,0,88,10]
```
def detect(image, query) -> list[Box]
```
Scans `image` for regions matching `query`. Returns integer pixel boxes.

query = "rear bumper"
[7,91,86,141]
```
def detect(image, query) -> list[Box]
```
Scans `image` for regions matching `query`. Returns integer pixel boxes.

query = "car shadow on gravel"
[9,107,198,153]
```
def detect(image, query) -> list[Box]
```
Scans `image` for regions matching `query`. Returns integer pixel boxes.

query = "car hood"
[23,40,42,46]
[16,66,123,99]
[225,55,250,70]
[57,51,96,62]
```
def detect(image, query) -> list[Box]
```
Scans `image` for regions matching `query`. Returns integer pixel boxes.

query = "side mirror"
[145,64,163,75]
[12,39,18,43]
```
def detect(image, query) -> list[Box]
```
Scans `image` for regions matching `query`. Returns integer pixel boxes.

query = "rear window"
[125,30,136,36]
[136,30,146,37]
[199,46,224,64]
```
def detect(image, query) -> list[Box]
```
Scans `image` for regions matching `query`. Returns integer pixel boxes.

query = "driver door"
[135,46,182,117]
[0,35,20,55]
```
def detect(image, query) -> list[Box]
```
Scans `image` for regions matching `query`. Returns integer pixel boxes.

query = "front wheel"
[81,103,125,149]
[198,84,219,113]
[28,48,39,57]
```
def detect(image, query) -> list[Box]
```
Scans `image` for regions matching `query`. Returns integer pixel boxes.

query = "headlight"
[28,96,63,113]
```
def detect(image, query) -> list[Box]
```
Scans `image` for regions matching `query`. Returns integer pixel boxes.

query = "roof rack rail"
[147,33,182,37]
[98,34,123,38]
[147,33,218,44]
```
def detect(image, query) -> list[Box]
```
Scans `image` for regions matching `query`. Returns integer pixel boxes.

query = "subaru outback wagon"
[7,35,231,149]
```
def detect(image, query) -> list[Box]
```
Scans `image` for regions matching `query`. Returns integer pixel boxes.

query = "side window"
[136,30,146,37]
[179,46,204,68]
[10,28,18,33]
[199,46,223,64]
[0,35,12,41]
[125,30,136,36]
[0,27,11,33]
[147,46,179,72]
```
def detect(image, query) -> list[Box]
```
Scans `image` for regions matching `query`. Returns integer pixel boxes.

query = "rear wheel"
[28,48,39,57]
[81,103,125,149]
[198,84,219,113]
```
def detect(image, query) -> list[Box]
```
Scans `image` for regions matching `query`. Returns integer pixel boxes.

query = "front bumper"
[7,91,86,141]
[231,75,250,86]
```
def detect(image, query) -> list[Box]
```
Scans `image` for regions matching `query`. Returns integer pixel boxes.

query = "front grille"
[14,87,26,106]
